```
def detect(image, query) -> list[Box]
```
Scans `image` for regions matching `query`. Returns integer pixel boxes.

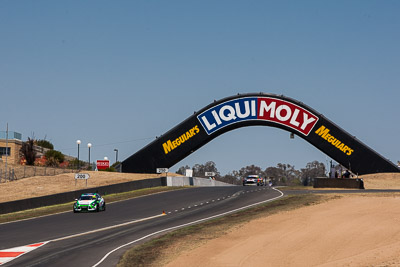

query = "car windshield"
[79,195,95,200]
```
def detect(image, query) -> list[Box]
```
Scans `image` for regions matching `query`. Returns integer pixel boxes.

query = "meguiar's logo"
[315,125,354,156]
[162,125,200,154]
[197,97,319,136]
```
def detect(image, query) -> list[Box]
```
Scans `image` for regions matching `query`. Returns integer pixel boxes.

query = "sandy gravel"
[166,173,400,267]
[0,171,180,203]
[167,194,400,267]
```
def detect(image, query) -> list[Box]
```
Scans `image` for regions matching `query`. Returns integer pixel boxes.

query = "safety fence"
[0,165,75,183]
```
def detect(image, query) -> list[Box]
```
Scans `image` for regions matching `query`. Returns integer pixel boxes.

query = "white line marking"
[50,214,165,242]
[92,188,284,267]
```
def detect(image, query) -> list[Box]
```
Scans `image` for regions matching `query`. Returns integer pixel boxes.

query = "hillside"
[0,170,181,203]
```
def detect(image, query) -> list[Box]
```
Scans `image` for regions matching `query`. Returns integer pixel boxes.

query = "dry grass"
[0,170,182,203]
[360,172,400,189]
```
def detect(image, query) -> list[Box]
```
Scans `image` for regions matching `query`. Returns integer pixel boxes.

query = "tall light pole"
[114,148,118,163]
[76,140,81,170]
[87,143,92,170]
[5,123,8,180]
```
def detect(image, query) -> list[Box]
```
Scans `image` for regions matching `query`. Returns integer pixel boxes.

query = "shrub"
[101,167,116,172]
[45,150,65,167]
[36,139,54,150]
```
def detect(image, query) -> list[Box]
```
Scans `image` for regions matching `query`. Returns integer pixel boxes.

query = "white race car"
[73,193,106,213]
[242,175,264,186]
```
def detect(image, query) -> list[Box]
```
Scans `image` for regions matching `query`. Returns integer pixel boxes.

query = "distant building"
[0,131,23,165]
[0,131,48,165]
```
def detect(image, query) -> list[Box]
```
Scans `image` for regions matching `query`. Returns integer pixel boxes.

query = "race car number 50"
[75,173,90,180]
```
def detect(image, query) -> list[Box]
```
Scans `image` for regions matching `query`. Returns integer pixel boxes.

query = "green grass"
[0,186,185,224]
[117,193,337,267]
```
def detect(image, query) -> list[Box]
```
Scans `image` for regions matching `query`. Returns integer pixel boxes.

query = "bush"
[36,139,54,150]
[45,150,65,167]
[68,158,86,170]
[100,167,116,172]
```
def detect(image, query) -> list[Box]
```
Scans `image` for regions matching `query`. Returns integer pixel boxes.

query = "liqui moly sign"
[197,97,319,136]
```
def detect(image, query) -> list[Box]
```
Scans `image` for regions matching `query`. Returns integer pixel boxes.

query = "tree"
[45,150,65,167]
[176,165,191,175]
[36,139,54,150]
[219,172,241,185]
[236,165,264,178]
[265,163,300,185]
[265,166,281,183]
[192,161,220,178]
[300,161,326,185]
[69,158,86,170]
[20,138,37,165]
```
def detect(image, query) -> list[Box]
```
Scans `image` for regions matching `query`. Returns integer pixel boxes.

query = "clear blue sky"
[1,1,399,175]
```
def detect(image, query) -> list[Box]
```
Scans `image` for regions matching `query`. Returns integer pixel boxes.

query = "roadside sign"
[205,172,216,177]
[185,169,193,177]
[97,160,110,170]
[156,168,169,174]
[75,173,90,179]
[75,173,90,187]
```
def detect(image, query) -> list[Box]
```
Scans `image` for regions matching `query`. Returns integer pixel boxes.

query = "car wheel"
[103,203,106,211]
[96,204,100,212]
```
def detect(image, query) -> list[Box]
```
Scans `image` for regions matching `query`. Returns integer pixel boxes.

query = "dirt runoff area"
[0,171,180,203]
[166,173,400,267]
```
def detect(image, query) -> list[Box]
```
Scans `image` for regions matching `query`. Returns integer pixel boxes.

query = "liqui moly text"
[197,97,319,136]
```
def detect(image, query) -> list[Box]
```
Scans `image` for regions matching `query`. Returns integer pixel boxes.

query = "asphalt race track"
[0,186,283,267]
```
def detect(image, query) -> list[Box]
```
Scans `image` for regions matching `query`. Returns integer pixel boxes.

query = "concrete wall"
[0,177,167,215]
[314,178,364,189]
[0,176,233,215]
[166,176,234,187]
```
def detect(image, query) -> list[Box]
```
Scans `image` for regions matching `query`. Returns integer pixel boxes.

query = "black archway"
[121,93,399,175]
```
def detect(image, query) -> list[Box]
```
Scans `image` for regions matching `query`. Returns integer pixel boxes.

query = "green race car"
[73,193,106,213]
